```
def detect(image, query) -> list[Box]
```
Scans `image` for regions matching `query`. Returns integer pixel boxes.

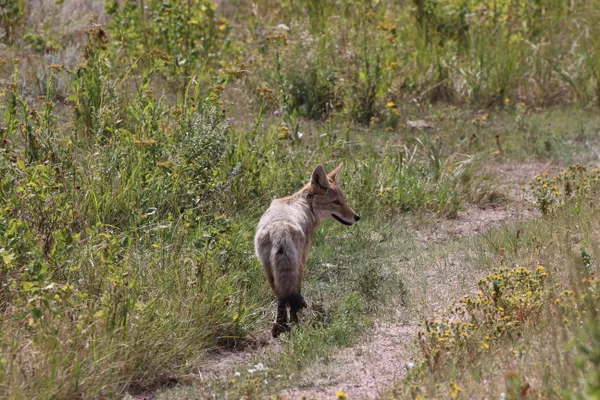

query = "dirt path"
[416,161,557,245]
[145,162,557,400]
[280,321,418,399]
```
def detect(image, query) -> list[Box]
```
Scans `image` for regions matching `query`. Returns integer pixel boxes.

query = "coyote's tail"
[279,293,307,312]
[270,236,306,312]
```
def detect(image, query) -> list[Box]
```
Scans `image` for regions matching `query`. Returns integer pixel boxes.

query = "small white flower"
[234,371,241,377]
[253,362,268,372]
[407,362,415,369]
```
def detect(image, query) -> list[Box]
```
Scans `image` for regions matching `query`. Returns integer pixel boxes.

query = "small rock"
[407,120,435,129]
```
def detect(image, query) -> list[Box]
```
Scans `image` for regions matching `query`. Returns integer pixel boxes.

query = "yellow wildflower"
[450,382,462,392]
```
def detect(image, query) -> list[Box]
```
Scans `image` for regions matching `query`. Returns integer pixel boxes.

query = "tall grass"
[241,0,600,125]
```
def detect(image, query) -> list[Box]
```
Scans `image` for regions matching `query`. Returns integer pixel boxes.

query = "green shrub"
[0,0,25,43]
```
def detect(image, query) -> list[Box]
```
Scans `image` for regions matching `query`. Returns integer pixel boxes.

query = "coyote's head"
[309,163,360,226]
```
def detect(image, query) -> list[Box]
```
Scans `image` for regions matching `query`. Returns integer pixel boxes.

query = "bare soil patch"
[416,161,559,245]
[280,322,419,400]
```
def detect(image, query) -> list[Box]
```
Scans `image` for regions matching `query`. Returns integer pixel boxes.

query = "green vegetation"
[392,168,600,399]
[0,0,599,398]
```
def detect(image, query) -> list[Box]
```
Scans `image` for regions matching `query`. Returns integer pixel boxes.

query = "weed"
[418,266,548,372]
[530,164,600,215]
[0,0,25,44]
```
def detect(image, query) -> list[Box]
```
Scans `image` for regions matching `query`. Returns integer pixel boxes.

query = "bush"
[418,266,548,371]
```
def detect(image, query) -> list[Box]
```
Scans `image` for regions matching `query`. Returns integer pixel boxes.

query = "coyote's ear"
[311,165,330,195]
[327,162,343,185]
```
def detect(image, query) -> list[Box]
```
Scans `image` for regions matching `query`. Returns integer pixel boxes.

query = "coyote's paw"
[272,322,290,338]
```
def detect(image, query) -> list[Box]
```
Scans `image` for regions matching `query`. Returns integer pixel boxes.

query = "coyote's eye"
[332,200,341,206]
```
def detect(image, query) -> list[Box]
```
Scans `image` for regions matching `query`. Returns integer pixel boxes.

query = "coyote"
[254,163,360,337]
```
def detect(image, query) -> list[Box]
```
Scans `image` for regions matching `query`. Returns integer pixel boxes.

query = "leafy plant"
[418,266,548,370]
[0,0,25,43]
[530,165,600,215]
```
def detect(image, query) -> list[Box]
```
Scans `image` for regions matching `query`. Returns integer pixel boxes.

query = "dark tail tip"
[279,293,307,312]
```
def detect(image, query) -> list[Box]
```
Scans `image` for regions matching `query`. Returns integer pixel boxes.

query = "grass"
[0,0,599,398]
[388,169,600,399]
